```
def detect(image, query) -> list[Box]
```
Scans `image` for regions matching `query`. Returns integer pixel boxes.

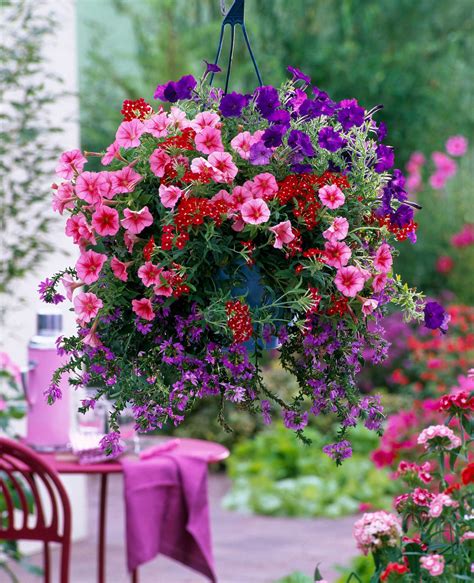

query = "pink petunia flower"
[74,292,103,324]
[158,184,184,209]
[83,329,102,347]
[240,198,271,225]
[124,231,140,253]
[361,298,378,316]
[154,271,174,297]
[92,205,120,237]
[211,189,233,205]
[65,213,96,247]
[115,119,144,149]
[168,106,190,129]
[334,266,365,297]
[269,220,295,249]
[149,148,171,178]
[324,240,352,268]
[207,151,238,183]
[445,135,468,157]
[250,173,279,199]
[111,166,143,194]
[97,172,116,200]
[62,274,83,301]
[138,262,162,287]
[190,156,212,176]
[231,184,254,209]
[52,182,75,214]
[75,171,108,205]
[143,112,171,138]
[436,255,454,273]
[101,141,121,166]
[420,554,444,576]
[132,298,155,321]
[230,131,257,160]
[322,216,349,242]
[372,272,387,292]
[111,257,130,282]
[121,207,153,234]
[190,111,221,132]
[75,250,107,285]
[318,184,345,209]
[373,243,393,273]
[56,149,87,180]
[194,126,224,154]
[231,216,245,232]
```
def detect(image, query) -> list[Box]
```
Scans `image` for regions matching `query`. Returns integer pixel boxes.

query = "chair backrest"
[0,437,71,580]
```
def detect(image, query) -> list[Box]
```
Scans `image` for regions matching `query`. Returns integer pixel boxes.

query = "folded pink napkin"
[121,451,217,581]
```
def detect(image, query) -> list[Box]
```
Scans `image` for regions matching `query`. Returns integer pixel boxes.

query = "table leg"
[132,568,139,583]
[98,474,108,583]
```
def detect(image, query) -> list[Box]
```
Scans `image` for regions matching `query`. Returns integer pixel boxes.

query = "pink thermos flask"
[24,312,71,450]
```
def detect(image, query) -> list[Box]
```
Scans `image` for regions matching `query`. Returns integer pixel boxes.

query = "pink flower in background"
[241,198,271,225]
[75,171,107,205]
[0,399,6,412]
[159,184,184,209]
[143,112,171,138]
[406,172,422,193]
[92,205,120,237]
[250,173,279,199]
[74,292,103,323]
[428,493,458,518]
[191,111,221,132]
[149,148,171,178]
[417,425,461,450]
[132,298,155,321]
[324,240,352,268]
[322,216,349,241]
[361,298,378,316]
[194,126,224,154]
[0,351,21,385]
[75,250,107,284]
[110,257,129,282]
[121,207,153,234]
[445,135,468,157]
[115,119,144,149]
[207,151,238,183]
[374,243,393,273]
[436,255,454,274]
[269,221,295,249]
[420,554,445,576]
[111,166,143,194]
[62,274,83,301]
[52,182,75,214]
[451,224,474,247]
[318,184,345,209]
[334,266,365,297]
[55,149,87,179]
[101,141,121,166]
[406,151,426,173]
[138,262,162,287]
[429,172,448,190]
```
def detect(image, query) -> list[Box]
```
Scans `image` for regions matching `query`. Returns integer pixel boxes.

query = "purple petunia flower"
[254,85,280,119]
[203,60,221,74]
[267,109,291,128]
[376,121,387,142]
[288,129,315,158]
[154,74,197,102]
[424,301,450,334]
[318,127,347,152]
[287,65,311,84]
[374,144,395,173]
[391,204,414,228]
[262,125,286,148]
[337,99,365,131]
[291,163,313,174]
[322,440,352,462]
[249,141,273,165]
[219,91,248,117]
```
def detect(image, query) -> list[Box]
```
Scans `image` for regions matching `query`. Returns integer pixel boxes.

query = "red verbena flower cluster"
[225,300,253,343]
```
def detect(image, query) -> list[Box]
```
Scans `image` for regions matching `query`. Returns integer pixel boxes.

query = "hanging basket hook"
[210,0,263,93]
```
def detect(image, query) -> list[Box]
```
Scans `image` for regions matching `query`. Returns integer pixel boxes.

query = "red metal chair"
[0,437,72,582]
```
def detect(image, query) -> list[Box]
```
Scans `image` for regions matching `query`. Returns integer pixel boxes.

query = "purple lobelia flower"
[154,74,197,102]
[322,440,353,462]
[424,301,449,333]
[288,129,315,159]
[374,144,395,173]
[318,126,347,152]
[99,432,124,457]
[261,400,272,425]
[337,99,365,131]
[219,91,248,117]
[287,65,311,84]
[254,85,280,118]
[44,383,62,404]
[282,409,309,430]
[249,141,273,165]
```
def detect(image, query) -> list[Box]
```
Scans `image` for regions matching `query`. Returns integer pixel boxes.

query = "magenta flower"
[432,151,457,178]
[110,257,129,282]
[121,206,153,234]
[241,198,271,225]
[318,184,345,209]
[74,292,103,324]
[92,205,120,237]
[75,171,108,205]
[101,141,121,166]
[75,250,107,285]
[115,119,144,149]
[149,148,171,178]
[373,243,393,273]
[324,240,352,268]
[111,166,143,194]
[55,149,87,180]
[132,298,155,321]
[334,266,365,297]
[194,126,224,154]
[269,220,295,249]
[372,272,388,292]
[138,262,162,287]
[322,216,349,242]
[445,135,468,157]
[158,184,183,209]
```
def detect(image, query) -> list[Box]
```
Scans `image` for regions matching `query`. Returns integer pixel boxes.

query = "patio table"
[39,436,229,583]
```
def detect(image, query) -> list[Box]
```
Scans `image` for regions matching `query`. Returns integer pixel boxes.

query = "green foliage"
[223,422,396,518]
[0,0,63,304]
[335,555,375,583]
[77,0,473,165]
[275,572,313,583]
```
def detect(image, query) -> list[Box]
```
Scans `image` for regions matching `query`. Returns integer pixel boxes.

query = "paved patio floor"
[13,473,357,582]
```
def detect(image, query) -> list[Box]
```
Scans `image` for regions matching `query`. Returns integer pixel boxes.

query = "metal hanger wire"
[210,0,263,93]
